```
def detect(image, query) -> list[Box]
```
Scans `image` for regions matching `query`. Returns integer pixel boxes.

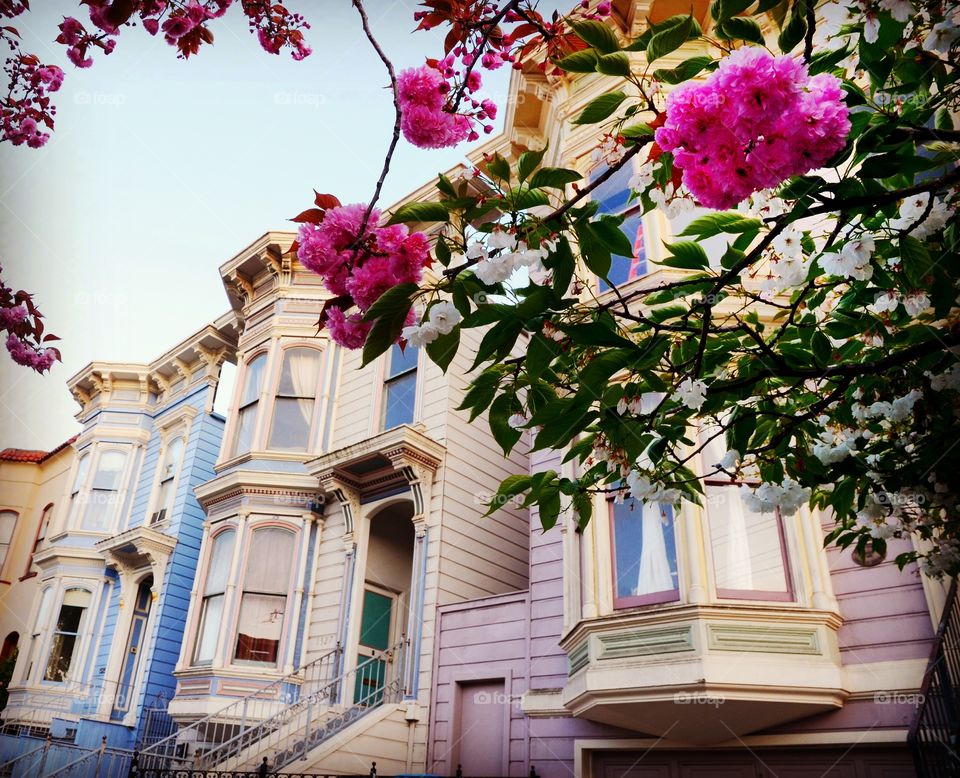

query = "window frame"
[587,158,648,293]
[231,525,297,668]
[0,509,18,580]
[23,585,54,684]
[232,351,269,457]
[380,343,419,431]
[22,503,53,580]
[149,434,186,526]
[266,345,323,453]
[82,447,130,533]
[65,452,91,532]
[42,587,92,684]
[703,478,795,603]
[192,527,237,667]
[608,497,681,609]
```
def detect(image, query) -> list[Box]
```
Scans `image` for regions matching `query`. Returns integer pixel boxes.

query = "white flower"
[740,477,811,516]
[428,300,462,334]
[664,197,695,219]
[773,225,804,260]
[902,292,930,317]
[626,470,681,504]
[542,321,564,342]
[879,0,912,22]
[923,20,960,53]
[889,192,953,238]
[628,162,655,192]
[819,235,875,280]
[812,427,857,464]
[674,378,708,410]
[511,241,547,268]
[507,413,528,429]
[863,12,880,43]
[718,449,741,470]
[889,389,922,422]
[870,291,900,314]
[929,364,960,392]
[487,229,517,251]
[401,321,440,347]
[466,241,488,260]
[474,254,515,285]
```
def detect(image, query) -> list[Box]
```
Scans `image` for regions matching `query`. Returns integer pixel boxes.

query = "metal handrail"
[136,644,342,771]
[0,740,47,771]
[39,737,135,778]
[203,638,409,773]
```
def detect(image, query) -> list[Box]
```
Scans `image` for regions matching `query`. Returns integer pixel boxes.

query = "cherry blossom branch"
[449,0,522,112]
[350,0,402,248]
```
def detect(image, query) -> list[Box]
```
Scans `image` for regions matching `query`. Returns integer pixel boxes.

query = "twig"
[350,0,402,248]
[450,0,523,112]
[803,0,815,63]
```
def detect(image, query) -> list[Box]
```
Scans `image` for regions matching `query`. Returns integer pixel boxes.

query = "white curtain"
[204,530,235,595]
[636,504,675,595]
[285,348,320,400]
[236,593,285,641]
[244,528,295,594]
[194,595,224,663]
[719,487,754,589]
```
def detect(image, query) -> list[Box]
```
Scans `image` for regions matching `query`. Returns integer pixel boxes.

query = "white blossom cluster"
[401,300,462,347]
[740,477,811,516]
[461,230,556,287]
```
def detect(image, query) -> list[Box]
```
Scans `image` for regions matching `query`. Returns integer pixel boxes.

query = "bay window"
[589,161,647,291]
[234,527,295,667]
[268,347,321,452]
[193,529,235,665]
[151,437,184,525]
[382,344,417,430]
[234,354,267,456]
[44,588,91,682]
[83,449,128,532]
[610,499,679,607]
[0,510,17,574]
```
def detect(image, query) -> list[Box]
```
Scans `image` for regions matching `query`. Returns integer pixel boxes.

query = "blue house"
[0,316,237,757]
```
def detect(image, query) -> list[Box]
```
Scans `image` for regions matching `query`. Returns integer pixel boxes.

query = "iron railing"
[0,735,132,778]
[202,640,408,773]
[127,761,541,778]
[136,647,342,772]
[43,737,134,778]
[3,678,137,725]
[909,579,960,777]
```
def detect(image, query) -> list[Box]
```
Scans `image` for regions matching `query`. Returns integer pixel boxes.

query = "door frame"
[111,576,154,719]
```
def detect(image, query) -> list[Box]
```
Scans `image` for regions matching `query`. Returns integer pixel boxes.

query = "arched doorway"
[112,576,153,720]
[0,632,18,663]
[355,502,415,705]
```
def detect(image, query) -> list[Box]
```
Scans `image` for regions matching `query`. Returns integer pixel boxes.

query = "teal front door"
[112,578,152,719]
[353,588,393,705]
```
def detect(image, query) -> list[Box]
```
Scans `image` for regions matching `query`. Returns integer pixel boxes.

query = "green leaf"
[539,484,562,530]
[573,91,627,125]
[517,146,547,183]
[901,235,933,286]
[386,201,449,225]
[679,212,762,238]
[662,240,709,270]
[596,52,632,77]
[778,7,807,54]
[486,154,511,182]
[361,309,407,367]
[529,167,582,189]
[653,55,713,84]
[646,14,699,63]
[512,186,551,210]
[361,282,419,322]
[591,216,635,257]
[811,330,832,366]
[719,16,765,44]
[490,393,523,455]
[555,49,599,73]
[711,0,754,20]
[485,474,533,516]
[425,326,460,372]
[575,222,612,278]
[621,122,655,138]
[571,19,621,53]
[458,368,501,419]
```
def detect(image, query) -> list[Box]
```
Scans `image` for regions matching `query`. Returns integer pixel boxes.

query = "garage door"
[593,746,915,777]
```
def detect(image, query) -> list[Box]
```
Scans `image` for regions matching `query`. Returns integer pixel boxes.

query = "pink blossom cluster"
[0,54,64,148]
[398,65,489,149]
[5,332,56,371]
[655,47,850,210]
[297,204,430,349]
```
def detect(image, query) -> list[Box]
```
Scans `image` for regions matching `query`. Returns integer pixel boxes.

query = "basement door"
[455,679,506,777]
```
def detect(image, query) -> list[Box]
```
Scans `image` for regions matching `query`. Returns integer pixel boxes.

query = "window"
[382,344,417,430]
[268,348,321,451]
[193,529,235,665]
[0,511,17,574]
[24,503,53,576]
[705,485,792,600]
[24,587,52,681]
[234,528,295,667]
[66,453,90,528]
[234,354,267,455]
[610,499,679,607]
[151,437,184,524]
[44,588,91,682]
[590,162,646,291]
[83,450,128,532]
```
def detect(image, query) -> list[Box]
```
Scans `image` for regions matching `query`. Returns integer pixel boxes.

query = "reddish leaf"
[291,208,326,224]
[42,333,61,342]
[103,0,136,27]
[313,191,341,209]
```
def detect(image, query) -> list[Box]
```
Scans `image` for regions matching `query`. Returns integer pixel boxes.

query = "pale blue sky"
[0,1,515,449]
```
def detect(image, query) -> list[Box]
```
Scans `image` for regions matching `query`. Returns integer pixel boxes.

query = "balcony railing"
[909,579,960,778]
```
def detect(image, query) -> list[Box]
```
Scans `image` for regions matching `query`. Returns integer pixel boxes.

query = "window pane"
[92,451,127,490]
[43,592,90,682]
[240,355,266,406]
[244,529,294,593]
[193,594,224,665]
[268,397,314,451]
[44,633,78,681]
[0,512,16,568]
[276,348,320,397]
[153,479,172,522]
[590,163,633,214]
[163,437,184,474]
[72,454,90,493]
[234,406,256,455]
[706,485,789,595]
[598,213,646,291]
[383,372,416,429]
[611,500,679,604]
[204,530,236,595]
[234,593,285,665]
[387,343,417,378]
